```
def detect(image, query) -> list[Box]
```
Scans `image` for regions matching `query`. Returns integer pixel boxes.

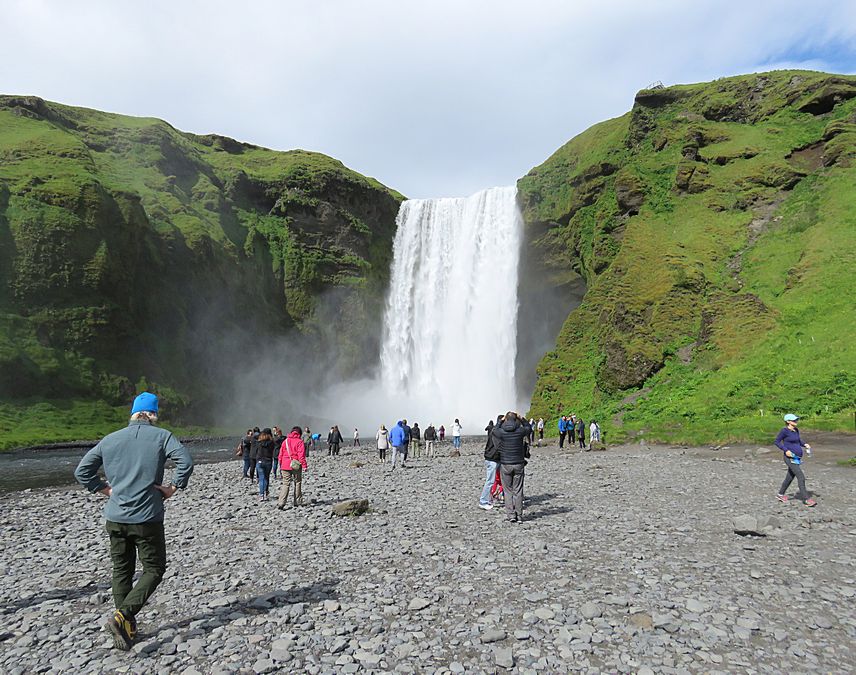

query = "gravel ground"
[0,438,854,674]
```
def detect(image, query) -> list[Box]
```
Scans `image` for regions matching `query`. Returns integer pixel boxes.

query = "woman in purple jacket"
[774,413,816,506]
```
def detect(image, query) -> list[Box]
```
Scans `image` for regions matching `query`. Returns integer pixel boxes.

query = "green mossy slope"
[520,71,856,443]
[0,96,403,448]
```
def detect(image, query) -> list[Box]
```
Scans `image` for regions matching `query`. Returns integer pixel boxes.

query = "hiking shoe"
[776,494,789,503]
[478,503,493,510]
[805,498,817,507]
[105,610,134,650]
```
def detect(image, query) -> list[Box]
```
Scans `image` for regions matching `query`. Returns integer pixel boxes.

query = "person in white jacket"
[451,419,463,450]
[376,425,390,463]
[589,420,601,448]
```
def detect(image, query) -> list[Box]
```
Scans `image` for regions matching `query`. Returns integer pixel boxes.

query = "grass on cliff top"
[0,97,403,249]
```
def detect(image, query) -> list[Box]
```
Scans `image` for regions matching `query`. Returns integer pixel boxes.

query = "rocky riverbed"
[0,439,854,674]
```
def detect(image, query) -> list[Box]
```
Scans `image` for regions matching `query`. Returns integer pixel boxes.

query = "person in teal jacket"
[75,392,193,650]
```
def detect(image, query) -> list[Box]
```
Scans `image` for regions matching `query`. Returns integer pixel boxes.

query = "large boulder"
[331,499,369,517]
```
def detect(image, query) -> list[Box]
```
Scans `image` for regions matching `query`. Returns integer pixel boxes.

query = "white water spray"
[378,186,523,427]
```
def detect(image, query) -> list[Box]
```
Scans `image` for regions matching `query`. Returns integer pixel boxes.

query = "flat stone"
[481,628,506,644]
[580,602,602,619]
[494,646,514,669]
[408,597,432,611]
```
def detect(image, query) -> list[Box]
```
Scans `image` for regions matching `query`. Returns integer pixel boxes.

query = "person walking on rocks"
[424,424,437,457]
[452,418,462,450]
[568,414,577,445]
[353,428,360,447]
[271,426,284,479]
[537,417,544,446]
[278,426,307,509]
[439,425,446,441]
[491,412,531,523]
[775,414,817,506]
[402,419,412,461]
[376,424,390,463]
[238,429,253,479]
[411,422,422,458]
[255,428,276,501]
[328,425,343,456]
[248,426,260,482]
[576,417,586,449]
[74,392,193,651]
[389,420,407,469]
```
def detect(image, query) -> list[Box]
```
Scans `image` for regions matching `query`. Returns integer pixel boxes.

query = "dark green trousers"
[106,520,167,618]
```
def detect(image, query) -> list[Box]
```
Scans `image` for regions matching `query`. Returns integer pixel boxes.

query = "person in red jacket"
[277,426,308,509]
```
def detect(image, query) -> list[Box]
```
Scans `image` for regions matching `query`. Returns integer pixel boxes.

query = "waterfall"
[379,186,523,427]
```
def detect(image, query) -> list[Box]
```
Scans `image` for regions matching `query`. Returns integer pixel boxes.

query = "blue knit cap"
[131,392,159,415]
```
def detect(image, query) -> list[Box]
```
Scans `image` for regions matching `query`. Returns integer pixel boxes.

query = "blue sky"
[2,0,855,198]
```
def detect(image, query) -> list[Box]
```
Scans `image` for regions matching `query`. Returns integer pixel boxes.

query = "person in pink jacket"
[277,426,307,509]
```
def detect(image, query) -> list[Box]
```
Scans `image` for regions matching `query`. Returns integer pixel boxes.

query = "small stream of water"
[0,442,236,493]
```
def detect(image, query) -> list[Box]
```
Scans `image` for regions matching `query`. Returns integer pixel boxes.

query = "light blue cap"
[783,413,799,422]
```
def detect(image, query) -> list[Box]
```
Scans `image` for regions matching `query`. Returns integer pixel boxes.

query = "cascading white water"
[379,186,523,427]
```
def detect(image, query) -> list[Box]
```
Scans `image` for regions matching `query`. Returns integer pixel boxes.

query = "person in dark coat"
[327,425,343,456]
[491,412,532,523]
[248,427,260,482]
[255,428,276,500]
[576,417,585,449]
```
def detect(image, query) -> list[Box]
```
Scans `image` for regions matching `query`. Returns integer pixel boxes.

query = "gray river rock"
[0,440,854,673]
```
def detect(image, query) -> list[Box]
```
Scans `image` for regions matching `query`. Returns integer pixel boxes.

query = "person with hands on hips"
[74,392,193,651]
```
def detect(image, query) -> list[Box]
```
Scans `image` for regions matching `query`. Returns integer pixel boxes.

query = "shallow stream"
[0,441,236,493]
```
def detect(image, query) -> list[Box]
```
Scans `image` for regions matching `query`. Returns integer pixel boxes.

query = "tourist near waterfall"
[254,428,275,501]
[775,414,817,506]
[452,419,462,450]
[491,412,532,523]
[376,424,389,463]
[424,423,437,457]
[278,426,308,509]
[327,426,343,457]
[73,392,193,651]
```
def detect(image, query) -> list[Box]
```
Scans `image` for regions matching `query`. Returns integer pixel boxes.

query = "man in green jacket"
[74,392,193,650]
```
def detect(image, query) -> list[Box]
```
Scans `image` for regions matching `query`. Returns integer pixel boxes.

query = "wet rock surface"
[0,440,854,673]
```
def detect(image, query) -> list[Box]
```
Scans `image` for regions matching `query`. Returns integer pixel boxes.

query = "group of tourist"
[375,418,460,468]
[557,414,601,450]
[236,426,309,507]
[73,391,820,653]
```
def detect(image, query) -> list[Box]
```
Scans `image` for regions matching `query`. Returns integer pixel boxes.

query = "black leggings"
[779,458,808,500]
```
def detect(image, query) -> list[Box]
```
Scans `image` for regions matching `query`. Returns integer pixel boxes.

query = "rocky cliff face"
[518,71,856,441]
[0,96,403,425]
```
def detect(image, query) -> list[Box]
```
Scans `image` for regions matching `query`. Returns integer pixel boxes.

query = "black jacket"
[424,426,437,441]
[328,430,343,445]
[256,439,276,462]
[491,418,532,465]
[411,425,421,440]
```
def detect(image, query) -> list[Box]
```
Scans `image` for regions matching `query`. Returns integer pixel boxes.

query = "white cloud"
[1,0,855,198]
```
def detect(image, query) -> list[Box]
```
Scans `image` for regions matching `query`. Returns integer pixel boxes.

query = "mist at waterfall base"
[314,187,526,433]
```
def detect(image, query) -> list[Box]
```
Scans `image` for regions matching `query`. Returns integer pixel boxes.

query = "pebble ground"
[0,438,854,674]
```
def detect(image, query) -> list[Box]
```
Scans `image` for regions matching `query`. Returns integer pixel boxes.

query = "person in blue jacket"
[774,413,816,506]
[558,416,568,449]
[389,420,407,469]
